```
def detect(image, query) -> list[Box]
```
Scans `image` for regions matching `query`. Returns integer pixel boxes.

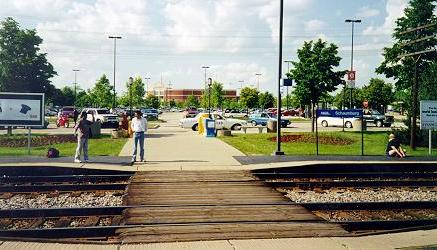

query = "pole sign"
[317,109,362,118]
[420,100,437,130]
[0,92,45,127]
[282,78,293,87]
[347,71,356,81]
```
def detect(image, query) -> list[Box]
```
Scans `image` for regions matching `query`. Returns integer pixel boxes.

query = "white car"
[179,113,247,131]
[223,110,248,118]
[317,116,360,128]
[83,108,119,128]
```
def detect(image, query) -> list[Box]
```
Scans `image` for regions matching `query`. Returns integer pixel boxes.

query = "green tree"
[290,39,346,132]
[185,95,200,108]
[169,99,176,108]
[211,81,224,108]
[376,0,436,117]
[60,86,75,106]
[0,18,56,97]
[361,78,394,112]
[144,94,160,109]
[258,92,275,109]
[420,62,437,100]
[88,74,114,108]
[333,87,364,109]
[119,77,146,108]
[75,90,92,108]
[239,87,259,109]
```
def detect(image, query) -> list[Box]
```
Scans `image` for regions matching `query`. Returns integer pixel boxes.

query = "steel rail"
[0,183,128,193]
[0,206,132,218]
[301,201,437,210]
[0,174,133,184]
[269,180,437,188]
[254,172,437,179]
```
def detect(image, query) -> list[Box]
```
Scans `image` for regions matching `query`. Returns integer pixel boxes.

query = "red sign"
[347,71,356,81]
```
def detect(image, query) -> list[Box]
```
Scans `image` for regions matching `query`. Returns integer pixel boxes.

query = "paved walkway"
[119,113,244,168]
[1,229,436,249]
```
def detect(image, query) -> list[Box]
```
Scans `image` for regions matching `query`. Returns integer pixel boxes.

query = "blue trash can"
[204,118,216,137]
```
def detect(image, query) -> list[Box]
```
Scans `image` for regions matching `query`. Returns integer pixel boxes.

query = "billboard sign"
[317,109,362,118]
[0,93,45,127]
[420,101,437,130]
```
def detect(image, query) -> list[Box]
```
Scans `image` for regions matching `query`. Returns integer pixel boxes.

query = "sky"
[0,0,425,97]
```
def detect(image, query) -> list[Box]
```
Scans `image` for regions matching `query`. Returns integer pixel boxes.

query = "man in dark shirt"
[386,133,406,158]
[74,111,95,163]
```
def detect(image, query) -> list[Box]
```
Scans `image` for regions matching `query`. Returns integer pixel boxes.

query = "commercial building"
[148,89,237,103]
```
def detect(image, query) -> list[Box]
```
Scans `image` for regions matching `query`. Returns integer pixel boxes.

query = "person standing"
[73,109,79,126]
[131,110,147,163]
[74,111,95,163]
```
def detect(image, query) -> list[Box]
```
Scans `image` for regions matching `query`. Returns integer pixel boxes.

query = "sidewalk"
[2,228,436,249]
[119,118,244,168]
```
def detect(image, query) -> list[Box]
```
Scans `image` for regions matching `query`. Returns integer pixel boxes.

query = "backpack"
[47,148,60,158]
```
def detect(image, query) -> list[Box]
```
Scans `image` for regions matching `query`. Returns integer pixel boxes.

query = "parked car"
[248,112,290,128]
[183,108,198,118]
[223,109,248,118]
[179,113,247,131]
[45,108,58,116]
[61,106,76,118]
[83,108,119,128]
[142,108,159,119]
[363,110,394,127]
[317,116,360,128]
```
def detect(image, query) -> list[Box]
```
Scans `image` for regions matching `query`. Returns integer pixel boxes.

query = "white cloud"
[357,6,380,18]
[305,19,326,32]
[363,0,408,35]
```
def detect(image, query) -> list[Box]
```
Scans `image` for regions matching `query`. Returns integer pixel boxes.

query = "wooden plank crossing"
[118,171,348,243]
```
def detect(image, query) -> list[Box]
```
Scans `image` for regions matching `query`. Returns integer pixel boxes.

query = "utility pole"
[255,73,262,91]
[284,60,292,110]
[144,77,151,96]
[202,66,210,90]
[398,22,437,150]
[73,69,80,106]
[275,0,284,156]
[345,19,361,109]
[108,36,122,109]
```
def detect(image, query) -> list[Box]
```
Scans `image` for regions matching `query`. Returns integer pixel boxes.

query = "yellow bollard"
[198,113,210,135]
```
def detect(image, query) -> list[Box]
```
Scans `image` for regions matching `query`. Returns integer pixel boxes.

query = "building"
[162,89,237,103]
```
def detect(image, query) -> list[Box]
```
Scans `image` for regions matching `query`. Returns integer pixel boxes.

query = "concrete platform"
[1,229,436,249]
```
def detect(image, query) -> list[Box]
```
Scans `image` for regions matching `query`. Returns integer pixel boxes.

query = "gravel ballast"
[0,192,123,210]
[285,188,437,203]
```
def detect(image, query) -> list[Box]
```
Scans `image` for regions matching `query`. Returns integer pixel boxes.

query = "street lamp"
[208,78,212,117]
[109,35,122,109]
[255,73,262,91]
[129,77,133,119]
[345,19,361,108]
[202,66,210,90]
[73,69,80,106]
[144,77,151,95]
[275,0,285,156]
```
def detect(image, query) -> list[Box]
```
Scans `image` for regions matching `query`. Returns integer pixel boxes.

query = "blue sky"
[0,0,425,97]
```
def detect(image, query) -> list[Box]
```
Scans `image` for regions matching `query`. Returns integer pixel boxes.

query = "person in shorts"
[386,133,406,158]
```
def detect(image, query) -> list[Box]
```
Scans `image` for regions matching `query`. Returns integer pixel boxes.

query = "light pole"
[208,78,212,117]
[129,77,133,119]
[202,66,210,90]
[275,0,284,155]
[144,77,151,96]
[73,69,80,106]
[255,73,262,91]
[109,36,122,109]
[345,19,361,108]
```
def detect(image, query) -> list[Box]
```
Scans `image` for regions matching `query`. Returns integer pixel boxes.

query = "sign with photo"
[420,100,437,130]
[0,93,45,127]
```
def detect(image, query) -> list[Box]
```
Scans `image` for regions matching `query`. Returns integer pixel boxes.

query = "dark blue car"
[248,112,290,127]
[141,108,159,119]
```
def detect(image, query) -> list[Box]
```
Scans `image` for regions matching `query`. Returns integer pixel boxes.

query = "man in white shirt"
[130,110,147,163]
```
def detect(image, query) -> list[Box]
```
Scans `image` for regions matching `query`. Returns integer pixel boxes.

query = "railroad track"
[0,166,134,242]
[253,163,437,233]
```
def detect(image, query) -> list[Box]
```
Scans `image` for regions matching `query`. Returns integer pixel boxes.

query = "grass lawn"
[0,134,127,157]
[219,131,437,157]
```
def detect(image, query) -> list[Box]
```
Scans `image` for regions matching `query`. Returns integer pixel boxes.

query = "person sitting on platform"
[386,133,406,158]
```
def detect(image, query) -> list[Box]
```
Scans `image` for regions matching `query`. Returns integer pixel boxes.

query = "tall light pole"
[73,69,80,106]
[255,73,262,91]
[275,0,284,156]
[345,19,361,108]
[284,60,292,110]
[208,78,212,117]
[202,66,210,90]
[129,77,133,119]
[144,77,151,96]
[109,36,122,109]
